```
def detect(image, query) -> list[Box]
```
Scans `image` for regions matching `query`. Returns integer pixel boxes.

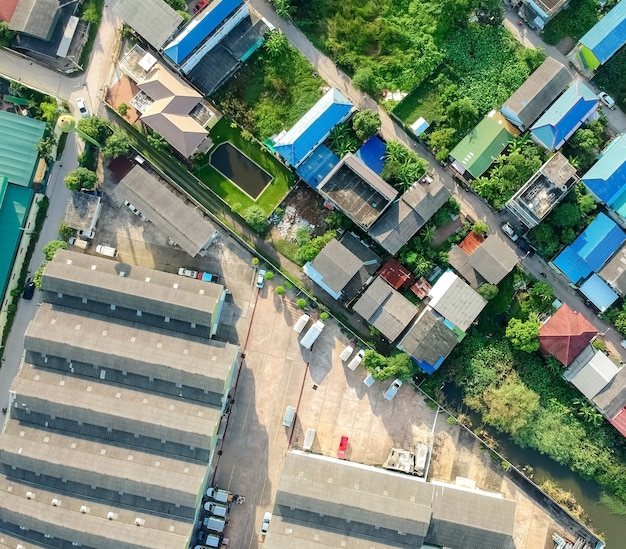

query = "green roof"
[450,114,513,179]
[0,110,46,187]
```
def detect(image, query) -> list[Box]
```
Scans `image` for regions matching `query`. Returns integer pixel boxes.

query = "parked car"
[260,511,272,535]
[95,245,118,257]
[363,373,376,387]
[198,272,220,283]
[75,97,89,118]
[500,222,519,242]
[124,200,141,215]
[337,435,349,459]
[78,229,95,240]
[193,0,208,13]
[22,278,35,300]
[598,92,615,109]
[347,349,365,371]
[256,269,267,288]
[178,267,199,279]
[384,379,403,401]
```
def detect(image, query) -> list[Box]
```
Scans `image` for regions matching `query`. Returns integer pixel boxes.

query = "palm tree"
[329,123,351,147]
[420,224,435,244]
[384,140,407,164]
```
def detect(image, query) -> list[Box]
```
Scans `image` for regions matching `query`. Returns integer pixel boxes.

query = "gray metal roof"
[428,271,487,332]
[112,0,183,49]
[468,234,519,285]
[448,245,485,289]
[118,166,219,257]
[352,277,418,342]
[24,303,237,395]
[11,364,220,450]
[0,423,204,508]
[0,475,192,549]
[43,249,223,327]
[502,58,572,129]
[564,349,619,400]
[399,308,459,365]
[64,192,102,231]
[9,0,60,40]
[592,365,626,418]
[309,239,364,294]
[402,177,451,221]
[599,244,626,295]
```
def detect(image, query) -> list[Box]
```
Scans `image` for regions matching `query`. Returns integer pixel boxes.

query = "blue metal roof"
[579,0,626,64]
[555,213,626,283]
[530,80,599,150]
[582,135,626,204]
[295,144,340,188]
[355,136,386,175]
[580,274,618,312]
[164,0,242,64]
[273,88,352,167]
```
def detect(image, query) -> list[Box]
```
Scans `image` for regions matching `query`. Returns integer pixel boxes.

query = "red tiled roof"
[538,304,597,366]
[411,277,432,299]
[610,407,626,438]
[459,231,485,254]
[0,0,19,22]
[379,258,415,290]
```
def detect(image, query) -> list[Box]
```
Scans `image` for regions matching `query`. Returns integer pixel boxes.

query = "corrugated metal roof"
[609,407,626,438]
[593,365,626,418]
[163,0,243,64]
[9,0,60,40]
[468,234,518,285]
[580,273,619,312]
[567,349,619,400]
[579,0,626,64]
[530,80,598,150]
[599,242,626,294]
[305,238,363,298]
[0,110,46,187]
[428,271,487,332]
[273,88,352,167]
[113,0,183,49]
[582,134,626,205]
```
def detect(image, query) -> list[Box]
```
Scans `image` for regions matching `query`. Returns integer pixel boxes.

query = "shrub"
[251,257,259,265]
[264,271,274,280]
[472,221,488,236]
[351,110,381,141]
[295,227,311,245]
[320,312,329,320]
[42,240,68,261]
[242,206,268,233]
[78,145,97,171]
[296,298,307,308]
[64,167,97,191]
[275,286,285,296]
[117,103,129,116]
[296,230,336,264]
[58,221,75,240]
[477,283,499,301]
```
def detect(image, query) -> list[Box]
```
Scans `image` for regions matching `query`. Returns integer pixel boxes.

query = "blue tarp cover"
[355,136,386,175]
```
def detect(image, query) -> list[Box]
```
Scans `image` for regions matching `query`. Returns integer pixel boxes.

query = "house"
[117,165,220,258]
[353,277,419,342]
[0,250,239,548]
[579,273,618,312]
[501,58,572,131]
[318,153,398,230]
[272,88,353,168]
[582,135,626,218]
[518,0,570,28]
[267,451,516,549]
[506,152,578,228]
[565,348,619,401]
[303,234,380,301]
[593,368,626,438]
[63,192,102,234]
[378,258,415,290]
[530,79,599,151]
[538,304,597,366]
[599,242,626,295]
[553,213,626,284]
[578,0,626,71]
[10,0,63,40]
[369,174,451,255]
[113,0,183,50]
[449,110,516,180]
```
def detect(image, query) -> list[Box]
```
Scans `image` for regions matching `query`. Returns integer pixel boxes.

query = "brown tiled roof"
[459,231,485,254]
[378,258,415,290]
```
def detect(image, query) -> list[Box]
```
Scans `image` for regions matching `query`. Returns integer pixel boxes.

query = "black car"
[22,278,35,300]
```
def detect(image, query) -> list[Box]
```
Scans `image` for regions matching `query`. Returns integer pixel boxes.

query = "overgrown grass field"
[541,0,600,45]
[193,118,295,213]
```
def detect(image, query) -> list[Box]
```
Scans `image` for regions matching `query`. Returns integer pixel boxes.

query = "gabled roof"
[582,134,626,205]
[609,407,626,438]
[501,58,572,130]
[163,0,243,64]
[0,110,46,187]
[353,277,418,342]
[565,349,619,400]
[579,273,619,312]
[0,0,20,23]
[303,238,364,299]
[378,258,414,290]
[273,88,352,167]
[530,80,599,151]
[579,0,626,66]
[112,0,183,50]
[468,234,519,285]
[9,0,60,40]
[448,245,486,289]
[599,242,626,295]
[428,270,487,332]
[137,64,207,157]
[449,111,514,178]
[593,366,626,419]
[553,212,626,283]
[538,304,597,366]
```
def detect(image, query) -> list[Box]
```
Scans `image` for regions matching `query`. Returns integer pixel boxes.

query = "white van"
[293,313,310,334]
[339,345,353,361]
[300,320,325,350]
[303,428,316,451]
[283,405,296,427]
[96,245,118,257]
[414,443,429,476]
[347,349,365,371]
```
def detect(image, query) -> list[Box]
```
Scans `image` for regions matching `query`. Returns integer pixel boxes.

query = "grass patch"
[76,0,104,72]
[192,118,295,213]
[594,47,626,111]
[214,44,325,141]
[542,0,599,45]
[271,239,302,265]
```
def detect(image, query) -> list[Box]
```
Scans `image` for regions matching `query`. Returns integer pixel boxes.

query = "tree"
[269,0,293,18]
[505,313,540,352]
[164,0,185,10]
[264,30,289,57]
[551,202,582,229]
[420,224,435,243]
[64,167,97,191]
[42,240,68,260]
[296,230,336,263]
[275,286,285,296]
[58,220,75,240]
[39,100,58,124]
[363,350,388,374]
[427,127,456,162]
[147,133,169,152]
[103,131,130,159]
[352,66,380,97]
[0,21,16,48]
[577,192,596,216]
[117,103,129,117]
[243,206,268,233]
[447,97,479,134]
[472,221,488,236]
[296,298,307,308]
[77,116,110,146]
[477,283,499,301]
[37,134,57,160]
[530,281,554,305]
[351,110,381,141]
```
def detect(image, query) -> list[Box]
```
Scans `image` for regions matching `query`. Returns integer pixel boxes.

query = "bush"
[58,221,75,240]
[472,221,488,236]
[296,298,307,308]
[117,103,129,116]
[320,312,329,320]
[477,283,499,301]
[296,230,336,264]
[103,131,130,159]
[242,206,268,233]
[264,271,274,280]
[276,286,285,296]
[351,110,381,141]
[78,145,97,171]
[77,116,110,145]
[64,167,97,191]
[295,227,311,245]
[42,240,68,260]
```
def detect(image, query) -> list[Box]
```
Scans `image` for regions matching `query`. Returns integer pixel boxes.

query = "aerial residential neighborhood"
[1,0,626,548]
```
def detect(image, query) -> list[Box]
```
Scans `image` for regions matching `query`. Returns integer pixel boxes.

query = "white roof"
[569,349,619,400]
[428,271,487,332]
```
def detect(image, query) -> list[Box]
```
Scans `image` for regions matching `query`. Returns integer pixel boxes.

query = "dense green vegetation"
[394,26,544,159]
[77,0,104,71]
[594,47,626,111]
[214,36,325,141]
[362,350,415,380]
[541,0,599,45]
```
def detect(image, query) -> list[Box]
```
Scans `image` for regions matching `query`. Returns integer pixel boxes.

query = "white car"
[384,379,403,401]
[260,511,272,535]
[256,269,267,288]
[76,97,89,118]
[501,222,519,242]
[598,92,615,109]
[178,267,198,278]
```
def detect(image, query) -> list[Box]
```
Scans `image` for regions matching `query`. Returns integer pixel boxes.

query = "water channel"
[443,383,624,547]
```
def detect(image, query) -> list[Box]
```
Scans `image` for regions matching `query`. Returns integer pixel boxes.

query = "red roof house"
[610,408,626,438]
[538,304,597,366]
[378,258,415,290]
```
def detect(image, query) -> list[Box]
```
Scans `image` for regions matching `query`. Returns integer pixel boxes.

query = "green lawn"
[192,118,295,213]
